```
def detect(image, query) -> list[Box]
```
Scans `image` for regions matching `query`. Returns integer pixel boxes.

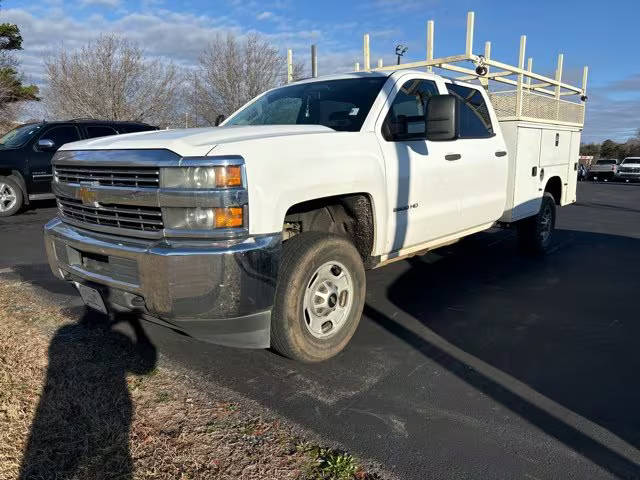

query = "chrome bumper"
[44,218,280,348]
[616,172,640,179]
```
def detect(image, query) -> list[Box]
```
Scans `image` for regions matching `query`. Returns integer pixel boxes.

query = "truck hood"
[59,125,335,157]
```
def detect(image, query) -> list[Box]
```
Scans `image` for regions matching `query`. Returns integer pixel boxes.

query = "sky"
[3,0,639,143]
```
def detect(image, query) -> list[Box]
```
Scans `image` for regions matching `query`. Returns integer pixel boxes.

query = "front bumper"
[616,172,640,180]
[44,218,280,348]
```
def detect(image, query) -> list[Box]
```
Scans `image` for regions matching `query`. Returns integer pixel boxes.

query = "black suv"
[0,119,158,216]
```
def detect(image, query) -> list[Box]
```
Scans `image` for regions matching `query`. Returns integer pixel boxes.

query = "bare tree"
[43,35,181,126]
[190,32,303,126]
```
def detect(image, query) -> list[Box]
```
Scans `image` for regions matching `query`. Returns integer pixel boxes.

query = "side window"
[383,79,439,141]
[445,83,494,138]
[118,124,156,133]
[39,126,81,148]
[86,125,118,139]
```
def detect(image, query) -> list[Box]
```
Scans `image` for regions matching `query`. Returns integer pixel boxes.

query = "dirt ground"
[0,278,381,480]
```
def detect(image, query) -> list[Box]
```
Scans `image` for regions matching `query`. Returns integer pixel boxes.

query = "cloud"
[607,73,640,93]
[5,6,361,89]
[80,0,121,6]
[368,0,438,13]
[580,73,640,143]
[256,11,273,20]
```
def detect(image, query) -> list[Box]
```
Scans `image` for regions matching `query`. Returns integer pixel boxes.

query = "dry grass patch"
[0,279,381,480]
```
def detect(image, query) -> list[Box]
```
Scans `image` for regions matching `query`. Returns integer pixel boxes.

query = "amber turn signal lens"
[214,207,243,228]
[215,165,243,188]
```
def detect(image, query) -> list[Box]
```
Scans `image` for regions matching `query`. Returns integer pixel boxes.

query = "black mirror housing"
[214,114,225,126]
[426,95,458,141]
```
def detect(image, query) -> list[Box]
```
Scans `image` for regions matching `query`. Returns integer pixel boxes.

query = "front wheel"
[517,192,556,254]
[0,176,23,217]
[271,232,366,362]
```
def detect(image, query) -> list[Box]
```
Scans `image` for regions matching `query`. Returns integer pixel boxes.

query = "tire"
[271,231,366,362]
[517,192,556,254]
[0,176,23,217]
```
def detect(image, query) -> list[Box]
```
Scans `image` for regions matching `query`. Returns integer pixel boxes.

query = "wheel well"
[545,176,562,205]
[0,170,28,204]
[283,193,374,261]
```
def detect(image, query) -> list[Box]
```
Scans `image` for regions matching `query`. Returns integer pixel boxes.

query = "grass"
[0,278,383,480]
[297,443,376,480]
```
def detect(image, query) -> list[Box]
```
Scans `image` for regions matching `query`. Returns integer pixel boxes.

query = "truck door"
[376,77,467,252]
[28,125,81,194]
[444,83,508,229]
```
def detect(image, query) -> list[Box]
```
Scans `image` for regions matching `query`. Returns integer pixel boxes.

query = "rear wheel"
[0,176,23,217]
[271,232,365,362]
[517,192,556,254]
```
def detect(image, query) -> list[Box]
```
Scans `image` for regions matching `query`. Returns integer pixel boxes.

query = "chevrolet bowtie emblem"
[77,187,98,206]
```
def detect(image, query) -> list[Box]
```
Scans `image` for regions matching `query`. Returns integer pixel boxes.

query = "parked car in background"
[616,157,640,182]
[587,158,618,181]
[0,119,158,216]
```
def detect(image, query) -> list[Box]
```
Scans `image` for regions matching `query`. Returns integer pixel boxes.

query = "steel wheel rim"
[540,204,553,243]
[0,182,17,212]
[303,260,354,339]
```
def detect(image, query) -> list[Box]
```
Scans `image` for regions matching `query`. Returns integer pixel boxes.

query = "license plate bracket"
[75,282,108,314]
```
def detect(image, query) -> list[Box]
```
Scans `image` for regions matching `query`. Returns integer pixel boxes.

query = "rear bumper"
[44,218,280,348]
[588,170,616,178]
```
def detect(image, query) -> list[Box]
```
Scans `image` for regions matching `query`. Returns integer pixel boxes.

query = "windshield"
[225,77,388,132]
[0,123,44,148]
[596,159,617,165]
[622,158,640,164]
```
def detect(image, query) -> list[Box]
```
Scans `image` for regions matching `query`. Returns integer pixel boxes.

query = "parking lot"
[2,181,639,480]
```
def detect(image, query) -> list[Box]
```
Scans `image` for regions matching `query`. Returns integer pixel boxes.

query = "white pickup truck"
[616,157,640,182]
[587,158,618,181]
[44,70,583,362]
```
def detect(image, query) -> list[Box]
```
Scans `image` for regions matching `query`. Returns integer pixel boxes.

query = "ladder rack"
[287,11,588,128]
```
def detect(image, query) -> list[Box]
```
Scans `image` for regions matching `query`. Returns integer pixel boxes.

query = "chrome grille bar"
[54,165,159,188]
[57,196,163,232]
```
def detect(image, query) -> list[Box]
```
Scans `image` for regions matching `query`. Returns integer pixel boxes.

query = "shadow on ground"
[366,227,640,478]
[11,222,640,479]
[19,311,156,480]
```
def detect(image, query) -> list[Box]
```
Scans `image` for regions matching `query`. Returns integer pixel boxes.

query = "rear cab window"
[117,124,157,134]
[85,125,118,139]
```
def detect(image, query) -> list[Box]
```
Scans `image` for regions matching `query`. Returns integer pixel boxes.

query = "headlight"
[161,166,243,189]
[164,207,244,230]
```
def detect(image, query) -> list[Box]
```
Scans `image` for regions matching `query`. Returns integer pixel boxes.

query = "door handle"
[445,154,462,161]
[495,151,507,157]
[532,166,538,177]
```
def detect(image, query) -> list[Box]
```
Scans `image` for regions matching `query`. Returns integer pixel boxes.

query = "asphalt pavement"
[1,183,639,480]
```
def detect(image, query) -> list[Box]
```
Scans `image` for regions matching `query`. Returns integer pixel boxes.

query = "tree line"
[5,29,305,130]
[580,131,640,160]
[0,1,39,130]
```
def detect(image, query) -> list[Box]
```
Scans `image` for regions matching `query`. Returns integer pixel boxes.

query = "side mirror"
[426,95,458,141]
[37,139,57,151]
[214,114,225,126]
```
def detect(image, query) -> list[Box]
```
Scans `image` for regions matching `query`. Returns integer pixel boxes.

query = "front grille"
[57,196,163,232]
[620,167,640,173]
[54,165,160,188]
